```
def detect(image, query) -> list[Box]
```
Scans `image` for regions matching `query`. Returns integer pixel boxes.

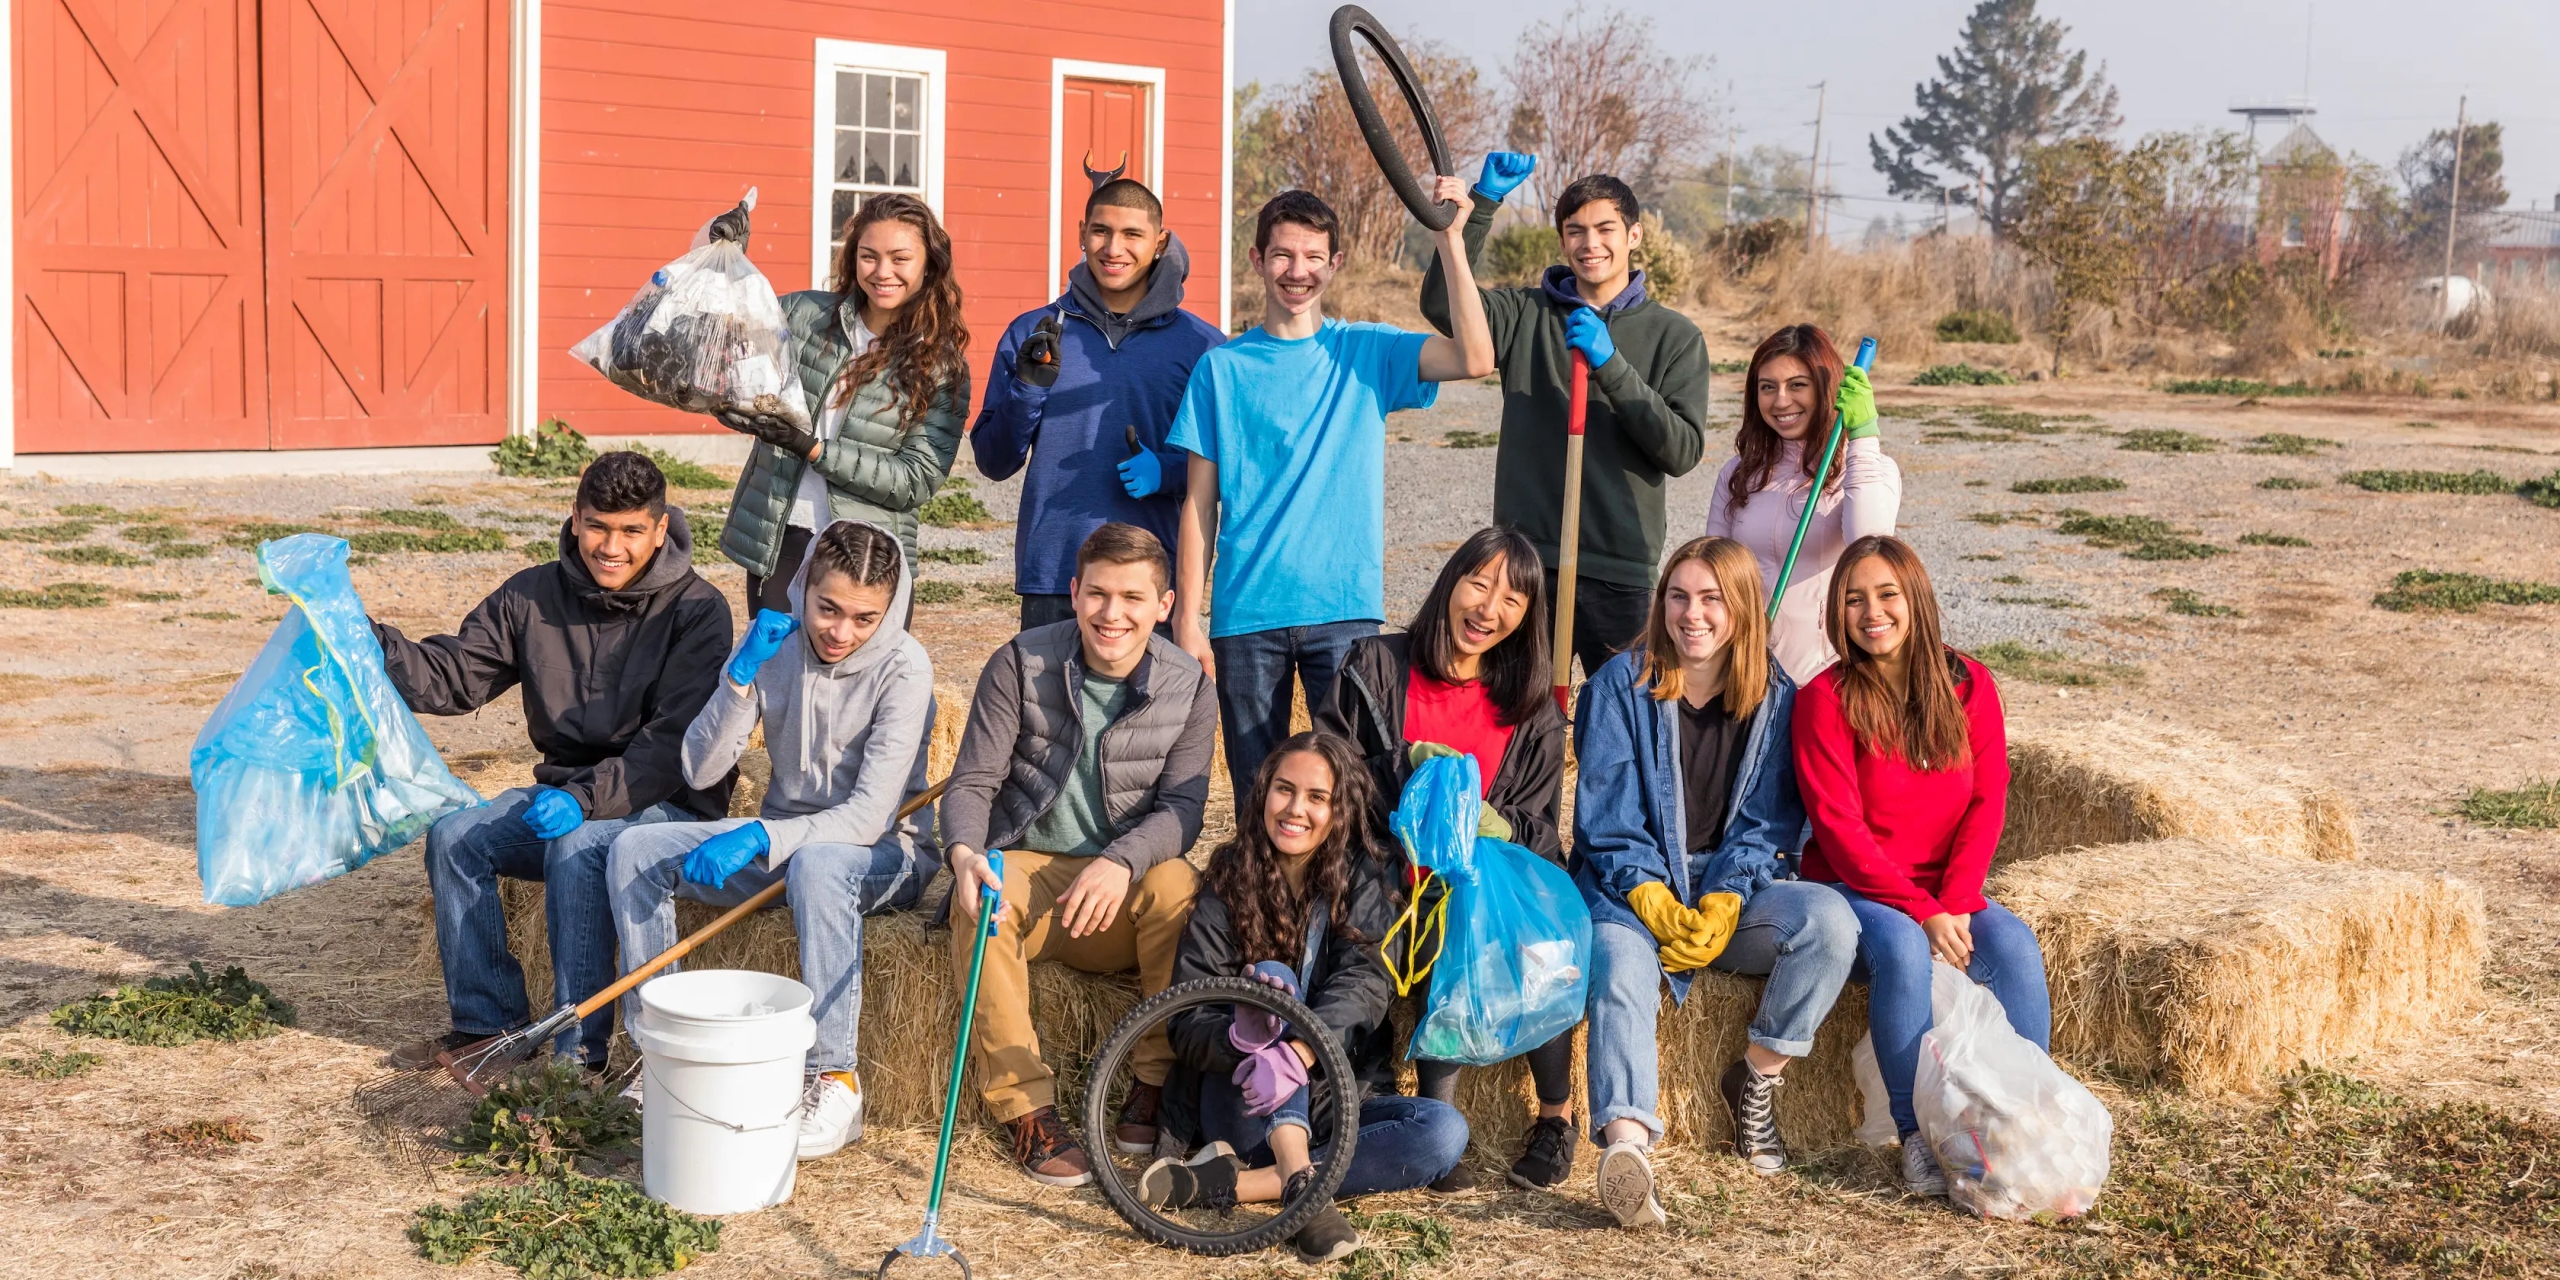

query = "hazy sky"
[1237,1,2559,234]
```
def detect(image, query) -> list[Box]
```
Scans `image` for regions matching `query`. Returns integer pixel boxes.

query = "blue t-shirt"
[1166,319,1439,637]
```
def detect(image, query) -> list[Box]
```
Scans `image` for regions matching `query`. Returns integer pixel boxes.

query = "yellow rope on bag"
[1380,867,1450,998]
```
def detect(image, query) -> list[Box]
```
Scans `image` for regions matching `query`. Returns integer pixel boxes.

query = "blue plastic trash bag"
[190,535,480,905]
[1393,753,1591,1065]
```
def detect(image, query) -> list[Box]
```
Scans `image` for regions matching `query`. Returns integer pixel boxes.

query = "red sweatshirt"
[1793,651,2008,922]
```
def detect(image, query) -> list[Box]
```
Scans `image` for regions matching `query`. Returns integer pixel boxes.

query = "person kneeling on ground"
[1312,525,1572,1191]
[605,519,936,1159]
[375,451,734,1071]
[1145,732,1469,1264]
[1793,535,2049,1199]
[941,522,1216,1186]
[1576,536,1857,1227]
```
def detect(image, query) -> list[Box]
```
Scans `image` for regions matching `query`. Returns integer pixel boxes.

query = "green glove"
[1408,741,1461,768]
[1476,802,1512,842]
[1836,365,1879,442]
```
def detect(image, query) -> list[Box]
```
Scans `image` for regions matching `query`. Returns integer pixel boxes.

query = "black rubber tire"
[1328,5,1458,231]
[1084,977,1358,1256]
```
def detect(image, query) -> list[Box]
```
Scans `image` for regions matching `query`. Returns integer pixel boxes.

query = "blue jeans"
[425,787,688,1061]
[1585,879,1860,1143]
[1837,888,2050,1135]
[1209,621,1378,810]
[607,819,929,1073]
[1198,1074,1469,1200]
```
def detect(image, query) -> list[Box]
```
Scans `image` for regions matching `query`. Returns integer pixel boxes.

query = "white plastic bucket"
[629,969,815,1215]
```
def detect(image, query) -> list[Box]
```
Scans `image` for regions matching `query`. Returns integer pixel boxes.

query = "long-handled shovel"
[879,849,1005,1278]
[1766,337,1879,624]
[1550,349,1590,715]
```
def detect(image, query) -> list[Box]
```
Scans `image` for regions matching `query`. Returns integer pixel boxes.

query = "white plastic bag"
[570,188,811,429]
[1851,1032,1899,1147]
[1913,960,2113,1219]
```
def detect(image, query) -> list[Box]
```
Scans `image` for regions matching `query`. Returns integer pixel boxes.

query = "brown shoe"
[1005,1105,1095,1187]
[1113,1081,1164,1155]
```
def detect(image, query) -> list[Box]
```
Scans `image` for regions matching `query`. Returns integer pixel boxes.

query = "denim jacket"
[1570,650,1805,1003]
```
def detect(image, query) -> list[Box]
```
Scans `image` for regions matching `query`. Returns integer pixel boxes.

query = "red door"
[13,0,270,451]
[1059,78,1152,282]
[260,0,506,448]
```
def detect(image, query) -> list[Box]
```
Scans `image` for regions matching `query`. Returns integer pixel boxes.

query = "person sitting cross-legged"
[940,522,1216,1186]
[605,519,937,1159]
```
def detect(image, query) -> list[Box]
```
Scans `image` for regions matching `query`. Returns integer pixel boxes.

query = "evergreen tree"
[2396,121,2507,260]
[1869,0,2120,236]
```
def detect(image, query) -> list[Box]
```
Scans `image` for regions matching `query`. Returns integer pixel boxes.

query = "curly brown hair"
[1725,323,1846,512]
[1203,732,1381,965]
[829,193,970,431]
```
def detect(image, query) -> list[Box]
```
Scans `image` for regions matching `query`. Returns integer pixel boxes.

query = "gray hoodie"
[679,520,937,862]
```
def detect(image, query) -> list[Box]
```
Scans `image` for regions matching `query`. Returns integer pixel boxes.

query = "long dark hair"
[1727,324,1846,511]
[1204,732,1380,965]
[1823,536,1972,770]
[829,193,970,429]
[1405,526,1549,727]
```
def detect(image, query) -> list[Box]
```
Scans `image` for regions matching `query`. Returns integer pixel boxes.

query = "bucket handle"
[652,1067,805,1135]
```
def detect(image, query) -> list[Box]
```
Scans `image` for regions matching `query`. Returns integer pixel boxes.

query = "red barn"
[4,0,1234,466]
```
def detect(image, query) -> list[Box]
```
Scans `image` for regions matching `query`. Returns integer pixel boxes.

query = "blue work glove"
[1228,961,1301,1052]
[1118,447,1165,498]
[1564,307,1616,370]
[727,608,799,686]
[682,822,768,889]
[1476,151,1536,202]
[521,786,585,840]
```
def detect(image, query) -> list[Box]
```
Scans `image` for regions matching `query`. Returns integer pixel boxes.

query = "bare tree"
[1256,41,1493,265]
[1501,4,1718,213]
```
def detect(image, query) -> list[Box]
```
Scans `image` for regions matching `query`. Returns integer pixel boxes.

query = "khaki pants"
[950,848,1198,1122]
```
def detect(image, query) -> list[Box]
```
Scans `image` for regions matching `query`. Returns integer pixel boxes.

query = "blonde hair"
[1637,536,1769,719]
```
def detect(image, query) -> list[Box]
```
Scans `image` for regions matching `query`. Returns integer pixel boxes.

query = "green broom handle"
[927,848,1005,1217]
[1767,337,1878,624]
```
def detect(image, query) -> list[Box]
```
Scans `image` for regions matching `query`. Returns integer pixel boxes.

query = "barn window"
[811,40,947,288]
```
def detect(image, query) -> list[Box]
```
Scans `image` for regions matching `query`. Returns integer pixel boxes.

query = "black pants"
[1414,1030,1577,1109]
[1541,568,1651,682]
[745,525,814,616]
[1017,592,1074,631]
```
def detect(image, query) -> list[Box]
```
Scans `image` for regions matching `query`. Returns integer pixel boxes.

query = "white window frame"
[1048,59,1168,300]
[812,39,947,291]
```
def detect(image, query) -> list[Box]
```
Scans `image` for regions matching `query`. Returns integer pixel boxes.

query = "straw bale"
[2002,716,2359,865]
[1992,838,2484,1094]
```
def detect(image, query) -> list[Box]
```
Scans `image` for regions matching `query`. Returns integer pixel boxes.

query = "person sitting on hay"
[1142,731,1469,1265]
[940,523,1216,1187]
[604,518,939,1159]
[1792,535,2050,1198]
[1574,535,1854,1227]
[372,451,734,1074]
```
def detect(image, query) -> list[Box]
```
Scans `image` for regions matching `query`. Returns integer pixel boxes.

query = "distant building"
[2253,123,2350,281]
[2470,210,2560,294]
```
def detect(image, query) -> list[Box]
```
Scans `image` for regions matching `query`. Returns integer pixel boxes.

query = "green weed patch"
[2239,532,2312,547]
[912,580,967,604]
[919,477,994,527]
[51,963,294,1047]
[523,540,561,565]
[2011,475,2125,494]
[1932,310,2021,344]
[1993,594,2085,609]
[2118,429,2220,454]
[452,1060,640,1176]
[2152,587,2241,617]
[1442,430,1500,448]
[1971,641,2131,687]
[976,583,1018,605]
[2242,432,2340,455]
[2056,510,2226,560]
[1963,406,2073,434]
[1965,511,2040,526]
[2373,570,2560,613]
[361,508,464,530]
[2161,377,2317,397]
[2256,476,2319,490]
[224,522,322,548]
[1340,1210,1456,1280]
[2456,780,2560,829]
[1,1048,101,1078]
[635,446,726,490]
[1910,362,2016,386]
[154,542,213,559]
[53,503,120,518]
[346,528,514,555]
[2518,471,2560,509]
[121,523,192,544]
[42,546,146,567]
[920,547,985,565]
[493,419,596,479]
[0,582,110,609]
[1926,430,2023,443]
[411,1173,719,1279]
[2340,469,2510,494]
[0,519,97,543]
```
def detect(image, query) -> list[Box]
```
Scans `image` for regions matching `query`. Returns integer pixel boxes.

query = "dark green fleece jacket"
[1421,192,1711,588]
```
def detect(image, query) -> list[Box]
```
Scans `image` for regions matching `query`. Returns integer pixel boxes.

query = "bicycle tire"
[1328,5,1459,232]
[1084,977,1359,1256]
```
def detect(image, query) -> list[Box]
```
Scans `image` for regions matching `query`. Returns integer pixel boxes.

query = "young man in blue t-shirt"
[1168,182,1495,805]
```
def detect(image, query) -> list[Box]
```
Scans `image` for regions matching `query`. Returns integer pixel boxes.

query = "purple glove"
[1228,960,1300,1052]
[1231,1042,1310,1118]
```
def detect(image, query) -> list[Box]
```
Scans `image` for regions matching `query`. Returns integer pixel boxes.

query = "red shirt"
[1403,670,1514,788]
[1792,653,2009,922]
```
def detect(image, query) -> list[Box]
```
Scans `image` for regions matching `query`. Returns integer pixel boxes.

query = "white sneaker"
[1901,1135,1948,1198]
[798,1073,864,1160]
[1595,1140,1666,1229]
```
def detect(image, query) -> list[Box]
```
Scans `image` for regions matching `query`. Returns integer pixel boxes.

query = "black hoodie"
[374,509,737,821]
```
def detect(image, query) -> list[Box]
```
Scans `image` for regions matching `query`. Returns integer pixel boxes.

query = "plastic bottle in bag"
[1913,960,2114,1219]
[570,188,812,430]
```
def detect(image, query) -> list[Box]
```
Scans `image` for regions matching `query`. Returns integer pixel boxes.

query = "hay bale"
[2003,716,2359,864]
[1993,838,2484,1094]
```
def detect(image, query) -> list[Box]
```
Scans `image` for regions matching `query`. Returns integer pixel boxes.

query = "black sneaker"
[386,1029,487,1070]
[1286,1171,1360,1264]
[1720,1059,1789,1175]
[1138,1141,1239,1210]
[1506,1115,1576,1189]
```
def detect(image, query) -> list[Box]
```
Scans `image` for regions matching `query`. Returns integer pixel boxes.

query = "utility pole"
[2441,93,2467,301]
[1723,126,1737,226]
[1805,81,1826,253]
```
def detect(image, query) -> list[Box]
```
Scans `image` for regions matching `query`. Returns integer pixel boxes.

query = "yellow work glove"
[1628,886,1743,974]
[1626,882,1691,945]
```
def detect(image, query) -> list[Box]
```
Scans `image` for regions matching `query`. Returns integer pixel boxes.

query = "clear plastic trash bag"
[1913,960,2114,1219]
[569,188,811,430]
[1393,753,1591,1066]
[190,535,481,906]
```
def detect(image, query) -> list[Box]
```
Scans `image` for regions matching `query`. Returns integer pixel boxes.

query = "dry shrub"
[2225,284,2324,378]
[2002,716,2359,865]
[1993,839,2485,1093]
[1737,236,2050,371]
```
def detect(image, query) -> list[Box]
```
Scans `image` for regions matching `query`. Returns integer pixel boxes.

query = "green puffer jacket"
[719,289,970,577]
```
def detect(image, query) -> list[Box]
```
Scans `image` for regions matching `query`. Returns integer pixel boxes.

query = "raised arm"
[1413,174,1497,383]
[969,317,1052,482]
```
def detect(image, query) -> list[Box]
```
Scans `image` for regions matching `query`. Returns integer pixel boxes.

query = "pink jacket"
[1706,437,1903,684]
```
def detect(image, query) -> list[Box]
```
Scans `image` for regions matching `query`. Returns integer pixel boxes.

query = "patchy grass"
[492,418,596,479]
[0,582,111,609]
[0,519,98,543]
[1,1048,102,1078]
[53,503,121,518]
[410,1173,720,1278]
[2011,475,2125,494]
[190,611,241,622]
[2160,377,2317,397]
[2518,471,2560,509]
[2373,569,2560,613]
[523,539,561,565]
[2056,510,2226,560]
[143,1117,261,1156]
[2340,468,2511,494]
[452,1060,640,1177]
[920,547,986,565]
[2456,780,2560,829]
[1963,406,2073,434]
[51,963,295,1047]
[1992,574,2028,584]
[1960,553,2005,561]
[2152,587,2242,617]
[154,542,213,559]
[636,446,726,490]
[976,583,1018,605]
[2118,428,2220,454]
[1971,641,2131,687]
[224,522,323,548]
[2256,476,2320,490]
[683,509,723,549]
[2242,432,2342,455]
[1910,362,2016,386]
[1340,1209,1457,1279]
[42,546,148,567]
[2239,531,2313,547]
[1965,511,2040,526]
[121,523,193,544]
[918,477,995,527]
[1933,309,2022,344]
[359,508,464,530]
[1992,594,2085,609]
[1443,430,1500,448]
[345,528,514,555]
[912,580,967,605]
[1925,430,2026,444]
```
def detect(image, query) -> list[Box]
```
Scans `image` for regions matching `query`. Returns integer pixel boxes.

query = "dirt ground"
[4,355,2558,1280]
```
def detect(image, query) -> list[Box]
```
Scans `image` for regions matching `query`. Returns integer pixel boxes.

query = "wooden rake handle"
[571,776,952,1019]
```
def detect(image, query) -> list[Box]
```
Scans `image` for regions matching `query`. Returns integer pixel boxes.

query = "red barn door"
[13,0,270,451]
[1058,77,1152,284]
[260,0,507,448]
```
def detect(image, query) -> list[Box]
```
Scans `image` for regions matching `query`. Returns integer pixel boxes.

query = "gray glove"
[705,199,752,251]
[715,407,819,459]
